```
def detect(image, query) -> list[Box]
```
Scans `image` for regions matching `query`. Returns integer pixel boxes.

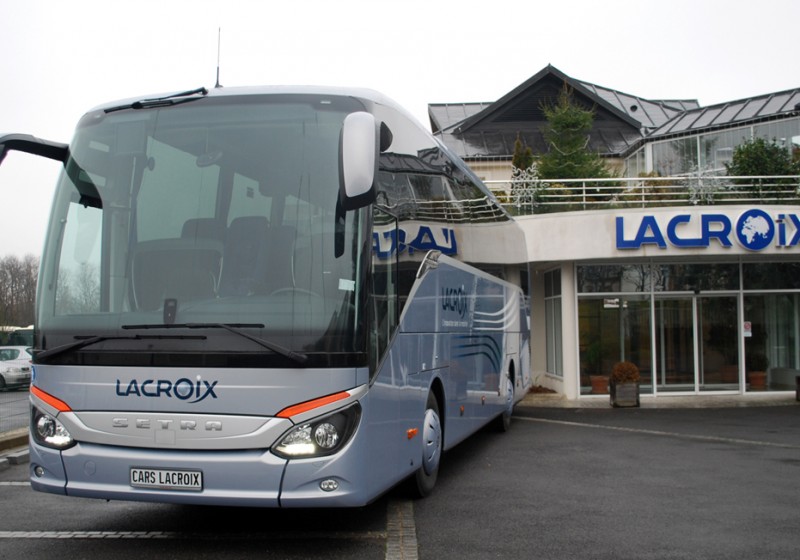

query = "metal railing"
[484,175,800,216]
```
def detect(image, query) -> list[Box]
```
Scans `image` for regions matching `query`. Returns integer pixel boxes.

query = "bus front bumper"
[29,438,374,508]
[30,441,285,507]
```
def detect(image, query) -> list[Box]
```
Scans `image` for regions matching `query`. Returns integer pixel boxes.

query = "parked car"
[0,346,33,390]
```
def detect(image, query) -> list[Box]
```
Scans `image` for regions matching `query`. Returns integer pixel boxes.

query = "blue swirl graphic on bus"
[454,334,502,373]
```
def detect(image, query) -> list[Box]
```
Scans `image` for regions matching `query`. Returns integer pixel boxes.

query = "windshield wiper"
[104,87,209,113]
[122,323,308,365]
[34,327,206,363]
[36,335,132,363]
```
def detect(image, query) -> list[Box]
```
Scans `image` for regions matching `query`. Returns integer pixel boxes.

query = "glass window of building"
[633,117,799,178]
[753,118,800,159]
[544,269,563,377]
[653,263,740,292]
[577,264,650,293]
[578,295,652,395]
[743,293,800,392]
[699,129,740,172]
[577,263,752,396]
[652,137,698,176]
[743,262,800,290]
[623,147,646,177]
[575,260,800,395]
[742,261,800,392]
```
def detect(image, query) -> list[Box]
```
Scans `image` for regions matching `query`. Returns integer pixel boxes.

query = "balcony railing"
[484,175,800,216]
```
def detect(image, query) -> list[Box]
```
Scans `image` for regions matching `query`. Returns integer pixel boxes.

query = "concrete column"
[560,262,579,399]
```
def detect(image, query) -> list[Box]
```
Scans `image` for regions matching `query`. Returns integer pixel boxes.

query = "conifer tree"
[538,85,610,180]
[511,132,534,172]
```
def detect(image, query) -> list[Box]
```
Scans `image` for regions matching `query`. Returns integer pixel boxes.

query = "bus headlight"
[31,407,75,450]
[273,403,360,459]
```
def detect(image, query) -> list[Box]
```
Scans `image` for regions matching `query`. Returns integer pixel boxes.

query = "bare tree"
[0,254,39,326]
[74,262,100,313]
[55,263,100,315]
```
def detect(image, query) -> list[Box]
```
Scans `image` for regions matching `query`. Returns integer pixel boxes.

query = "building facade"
[431,66,800,399]
[519,206,800,398]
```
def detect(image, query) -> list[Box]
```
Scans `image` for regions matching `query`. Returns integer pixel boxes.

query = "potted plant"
[590,375,609,395]
[610,361,640,408]
[746,352,768,391]
[585,341,608,394]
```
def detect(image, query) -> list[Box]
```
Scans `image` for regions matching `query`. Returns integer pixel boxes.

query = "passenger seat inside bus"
[217,217,296,297]
[181,217,226,245]
[131,233,224,311]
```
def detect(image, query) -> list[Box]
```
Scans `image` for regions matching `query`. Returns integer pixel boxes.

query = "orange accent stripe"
[276,391,351,419]
[31,385,72,412]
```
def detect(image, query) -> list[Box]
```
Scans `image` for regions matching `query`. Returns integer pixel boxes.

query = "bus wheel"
[495,374,515,432]
[409,393,442,498]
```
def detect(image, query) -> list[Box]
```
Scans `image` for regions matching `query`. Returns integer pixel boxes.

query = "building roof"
[648,88,800,137]
[430,64,799,161]
[429,102,491,134]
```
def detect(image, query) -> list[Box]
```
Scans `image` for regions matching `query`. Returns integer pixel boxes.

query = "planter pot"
[748,371,767,391]
[590,375,609,395]
[610,379,640,408]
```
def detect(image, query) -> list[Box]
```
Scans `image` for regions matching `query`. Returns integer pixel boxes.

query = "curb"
[6,448,30,464]
[0,428,29,453]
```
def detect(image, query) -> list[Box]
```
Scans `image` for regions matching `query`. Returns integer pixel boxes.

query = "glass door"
[698,296,740,392]
[655,296,740,393]
[655,297,695,392]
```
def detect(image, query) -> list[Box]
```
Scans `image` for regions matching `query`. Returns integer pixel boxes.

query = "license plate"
[130,468,203,492]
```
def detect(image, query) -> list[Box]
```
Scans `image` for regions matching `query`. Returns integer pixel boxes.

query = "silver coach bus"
[0,86,530,507]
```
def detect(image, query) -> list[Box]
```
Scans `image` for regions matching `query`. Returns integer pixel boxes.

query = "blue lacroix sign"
[616,209,800,251]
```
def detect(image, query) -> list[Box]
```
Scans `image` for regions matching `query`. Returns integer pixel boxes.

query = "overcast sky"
[1,0,798,257]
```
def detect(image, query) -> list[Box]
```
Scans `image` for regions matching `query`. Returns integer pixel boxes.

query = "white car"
[0,346,32,390]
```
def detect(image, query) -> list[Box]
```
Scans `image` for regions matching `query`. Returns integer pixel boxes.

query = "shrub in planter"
[746,352,768,390]
[610,361,640,408]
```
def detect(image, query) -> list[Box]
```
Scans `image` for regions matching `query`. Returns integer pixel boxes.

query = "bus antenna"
[214,27,223,88]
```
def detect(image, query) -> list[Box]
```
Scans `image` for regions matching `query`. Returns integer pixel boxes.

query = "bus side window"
[370,207,399,372]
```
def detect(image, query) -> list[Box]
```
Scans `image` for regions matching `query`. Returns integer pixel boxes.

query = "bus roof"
[88,85,413,120]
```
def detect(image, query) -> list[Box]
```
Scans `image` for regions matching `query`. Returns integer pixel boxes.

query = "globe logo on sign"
[736,209,774,251]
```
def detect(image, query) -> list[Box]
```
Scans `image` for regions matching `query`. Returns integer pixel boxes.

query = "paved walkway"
[519,391,799,409]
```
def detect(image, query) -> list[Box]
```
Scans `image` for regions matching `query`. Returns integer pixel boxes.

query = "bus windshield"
[37,94,370,367]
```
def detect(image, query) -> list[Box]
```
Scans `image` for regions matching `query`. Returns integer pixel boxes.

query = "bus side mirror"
[339,112,379,211]
[0,133,102,208]
[0,133,69,165]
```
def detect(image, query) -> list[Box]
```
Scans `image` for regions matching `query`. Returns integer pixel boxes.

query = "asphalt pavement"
[1,396,799,559]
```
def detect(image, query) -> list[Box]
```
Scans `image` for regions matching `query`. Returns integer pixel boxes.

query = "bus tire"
[495,370,515,432]
[408,392,442,498]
